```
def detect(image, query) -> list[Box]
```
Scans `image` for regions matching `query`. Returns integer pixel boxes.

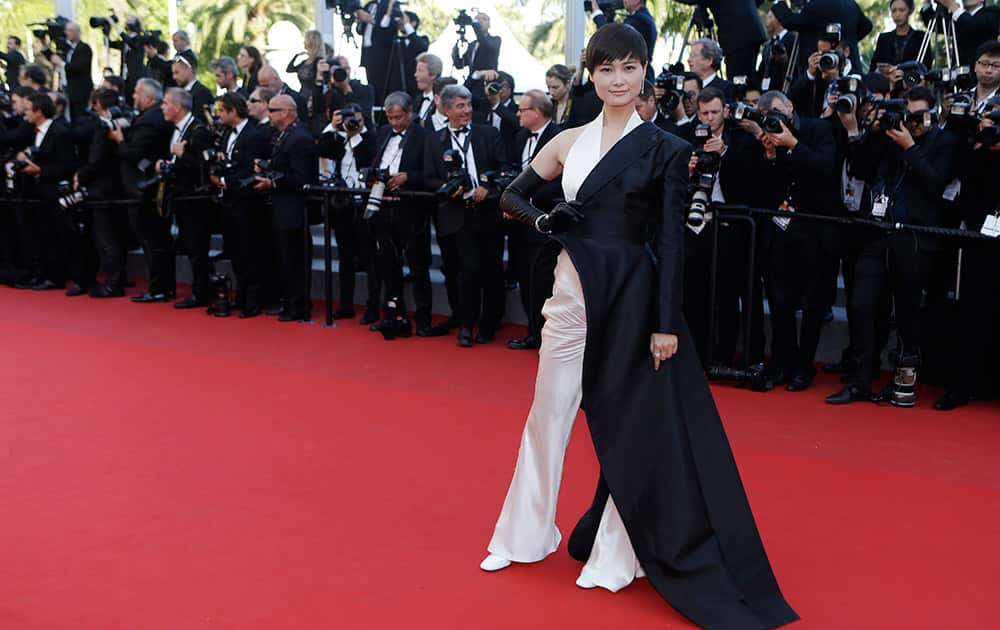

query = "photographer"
[13,93,81,292]
[257,65,309,124]
[827,86,958,406]
[209,92,271,318]
[423,84,509,347]
[171,56,213,123]
[752,90,838,391]
[49,22,93,122]
[588,0,656,82]
[158,87,214,308]
[381,9,430,97]
[759,9,796,91]
[248,87,276,134]
[507,89,561,351]
[472,70,520,162]
[252,94,318,322]
[787,24,854,118]
[315,55,375,133]
[636,80,675,131]
[687,39,733,102]
[771,0,873,78]
[171,31,197,70]
[413,53,442,127]
[971,41,1000,111]
[1,36,26,89]
[936,98,1000,410]
[356,0,395,103]
[144,40,173,89]
[366,91,431,338]
[74,88,127,297]
[453,12,502,76]
[112,78,175,303]
[683,87,769,369]
[112,16,150,101]
[210,57,240,94]
[318,103,380,323]
[704,0,768,80]
[922,0,1000,67]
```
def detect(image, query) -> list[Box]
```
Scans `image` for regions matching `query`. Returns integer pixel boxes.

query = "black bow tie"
[529,132,539,139]
[390,130,404,138]
[451,127,469,135]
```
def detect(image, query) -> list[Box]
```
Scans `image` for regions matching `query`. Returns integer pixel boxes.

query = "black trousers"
[128,197,175,294]
[510,223,556,339]
[372,201,432,325]
[454,223,505,332]
[91,204,127,290]
[274,225,310,315]
[434,228,461,319]
[951,241,1000,396]
[0,200,25,282]
[764,226,839,375]
[16,198,67,284]
[173,204,213,299]
[222,197,268,310]
[60,205,98,289]
[848,235,931,387]
[333,202,379,312]
[725,44,760,81]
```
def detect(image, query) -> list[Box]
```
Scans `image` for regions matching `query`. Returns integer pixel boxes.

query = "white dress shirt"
[449,126,477,199]
[521,121,550,171]
[226,119,248,158]
[33,118,53,148]
[430,111,448,131]
[171,112,194,149]
[379,128,407,174]
[323,123,367,186]
[417,91,434,119]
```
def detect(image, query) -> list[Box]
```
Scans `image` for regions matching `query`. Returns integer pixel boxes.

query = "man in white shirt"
[688,38,734,102]
[413,52,441,125]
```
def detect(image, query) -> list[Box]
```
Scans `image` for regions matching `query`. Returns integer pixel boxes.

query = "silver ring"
[654,352,662,358]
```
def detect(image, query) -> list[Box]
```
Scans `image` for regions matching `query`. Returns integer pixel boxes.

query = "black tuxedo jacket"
[77,122,120,199]
[316,80,376,133]
[169,118,213,196]
[870,29,928,67]
[119,106,173,197]
[221,121,271,200]
[0,49,25,88]
[381,32,429,95]
[771,0,873,75]
[787,74,830,119]
[463,24,501,72]
[371,123,426,191]
[423,123,508,236]
[146,56,175,88]
[64,42,93,105]
[31,121,78,199]
[269,122,318,230]
[187,81,215,124]
[922,5,1000,67]
[474,98,520,163]
[716,124,772,207]
[706,0,766,53]
[758,31,797,90]
[318,128,376,182]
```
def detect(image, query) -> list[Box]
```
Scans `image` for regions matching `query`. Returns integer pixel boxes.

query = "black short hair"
[155,40,169,56]
[9,35,21,47]
[12,85,36,98]
[92,87,119,110]
[433,76,457,95]
[891,0,915,13]
[102,74,125,92]
[682,72,703,89]
[404,11,419,28]
[27,93,56,119]
[585,23,648,73]
[22,63,49,87]
[976,40,1000,62]
[497,70,514,93]
[220,91,249,118]
[696,87,726,107]
[905,85,936,109]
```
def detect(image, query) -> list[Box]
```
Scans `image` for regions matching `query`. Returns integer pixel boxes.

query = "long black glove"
[500,166,583,234]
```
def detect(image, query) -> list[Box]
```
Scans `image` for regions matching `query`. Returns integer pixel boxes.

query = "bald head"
[257,65,282,90]
[65,22,81,43]
[268,94,298,130]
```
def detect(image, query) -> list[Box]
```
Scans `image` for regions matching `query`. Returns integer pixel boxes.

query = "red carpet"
[1,286,998,629]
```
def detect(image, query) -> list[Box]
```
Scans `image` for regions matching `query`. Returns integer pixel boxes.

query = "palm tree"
[186,0,313,61]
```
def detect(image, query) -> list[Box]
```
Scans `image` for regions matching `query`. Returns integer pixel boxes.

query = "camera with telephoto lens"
[437,149,473,198]
[453,8,475,28]
[924,65,976,92]
[88,10,119,36]
[136,159,174,192]
[206,272,232,317]
[8,146,35,173]
[584,0,624,20]
[361,167,392,219]
[251,158,285,188]
[322,57,349,84]
[99,101,139,131]
[834,75,866,113]
[945,93,977,133]
[56,180,90,234]
[731,75,749,103]
[202,147,229,181]
[868,98,907,131]
[479,169,519,196]
[337,108,362,132]
[655,69,685,114]
[729,103,793,134]
[895,61,927,90]
[819,50,845,73]
[29,17,70,59]
[687,124,721,228]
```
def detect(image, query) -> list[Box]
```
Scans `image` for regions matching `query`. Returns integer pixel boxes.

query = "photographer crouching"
[208,92,271,318]
[252,95,318,322]
[365,91,431,339]
[827,86,958,406]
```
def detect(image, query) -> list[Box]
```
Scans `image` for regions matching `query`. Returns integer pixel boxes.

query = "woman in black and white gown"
[481,24,799,630]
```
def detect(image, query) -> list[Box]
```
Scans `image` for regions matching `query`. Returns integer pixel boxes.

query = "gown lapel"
[574,120,660,204]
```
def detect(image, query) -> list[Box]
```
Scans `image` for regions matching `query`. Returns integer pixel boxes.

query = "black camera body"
[834,75,866,114]
[655,69,686,115]
[252,158,285,188]
[30,17,70,56]
[437,149,473,198]
[730,103,793,134]
[88,11,119,36]
[136,160,174,192]
[688,124,721,228]
[868,98,908,131]
[337,108,362,132]
[818,50,845,73]
[479,169,519,196]
[322,57,350,84]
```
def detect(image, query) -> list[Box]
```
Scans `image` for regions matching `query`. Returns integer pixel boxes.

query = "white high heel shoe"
[479,554,512,572]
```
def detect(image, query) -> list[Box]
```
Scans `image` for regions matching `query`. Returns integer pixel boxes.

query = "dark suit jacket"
[423,123,508,236]
[220,120,271,201]
[280,83,310,122]
[474,98,520,163]
[371,122,426,190]
[788,73,831,119]
[268,123,319,230]
[317,80,376,133]
[593,8,657,83]
[76,121,120,199]
[147,56,175,88]
[30,120,78,200]
[381,31,429,95]
[870,29,928,67]
[771,0,873,75]
[463,23,501,72]
[0,49,25,88]
[187,81,215,124]
[118,105,173,197]
[169,117,213,197]
[0,117,33,153]
[957,142,1000,230]
[707,0,766,54]
[64,42,94,106]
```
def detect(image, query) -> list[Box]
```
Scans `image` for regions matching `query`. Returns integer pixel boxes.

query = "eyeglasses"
[267,107,293,113]
[173,56,192,67]
[976,60,1000,70]
[517,107,536,113]
[249,97,263,103]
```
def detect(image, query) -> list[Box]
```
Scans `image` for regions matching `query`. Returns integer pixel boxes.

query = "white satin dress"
[486,111,646,592]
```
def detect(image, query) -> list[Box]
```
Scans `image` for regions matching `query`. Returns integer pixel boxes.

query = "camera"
[729,103,793,134]
[924,65,976,92]
[868,98,907,130]
[584,0,624,19]
[253,158,285,187]
[453,8,475,28]
[206,272,233,317]
[819,50,845,73]
[56,180,90,234]
[136,160,174,192]
[322,57,349,84]
[337,108,362,132]
[98,101,139,131]
[654,69,685,114]
[486,81,504,96]
[88,10,119,36]
[819,22,842,47]
[6,147,35,174]
[361,167,393,219]
[687,124,721,228]
[834,75,866,114]
[894,61,927,90]
[731,75,749,103]
[437,149,473,198]
[975,110,1000,148]
[29,17,70,59]
[479,169,519,196]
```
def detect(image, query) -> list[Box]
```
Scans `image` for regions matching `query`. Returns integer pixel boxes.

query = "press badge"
[872,194,889,219]
[982,213,1000,238]
[773,201,794,231]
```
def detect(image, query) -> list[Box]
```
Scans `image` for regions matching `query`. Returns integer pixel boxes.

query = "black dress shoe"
[239,307,261,319]
[360,307,379,326]
[89,285,125,298]
[825,385,874,405]
[415,325,435,337]
[373,317,413,340]
[14,276,41,289]
[786,368,817,392]
[174,295,204,309]
[507,335,540,350]
[32,279,60,291]
[332,306,356,320]
[456,328,474,347]
[424,317,458,337]
[823,359,856,374]
[132,292,170,303]
[934,390,970,411]
[278,310,307,322]
[264,305,284,316]
[475,329,496,344]
[64,283,88,297]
